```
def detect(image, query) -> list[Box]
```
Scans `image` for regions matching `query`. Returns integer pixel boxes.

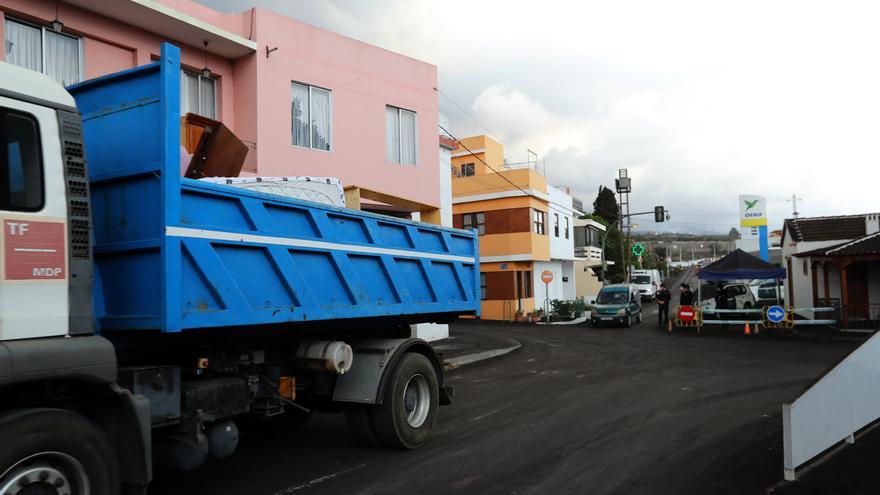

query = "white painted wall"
[548,186,575,261]
[533,260,575,307]
[409,114,454,342]
[438,112,453,227]
[782,223,854,314]
[574,260,603,302]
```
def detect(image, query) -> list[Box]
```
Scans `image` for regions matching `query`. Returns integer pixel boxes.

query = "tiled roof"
[795,232,880,257]
[784,214,872,243]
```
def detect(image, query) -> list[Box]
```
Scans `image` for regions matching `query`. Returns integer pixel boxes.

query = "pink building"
[0,0,443,221]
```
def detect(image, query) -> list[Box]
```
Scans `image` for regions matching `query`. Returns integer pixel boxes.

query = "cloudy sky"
[199,0,880,233]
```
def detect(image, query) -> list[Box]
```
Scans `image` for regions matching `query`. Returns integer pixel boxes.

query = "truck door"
[0,96,69,340]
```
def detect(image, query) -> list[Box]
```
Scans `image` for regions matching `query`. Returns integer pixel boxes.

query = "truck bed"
[68,44,479,333]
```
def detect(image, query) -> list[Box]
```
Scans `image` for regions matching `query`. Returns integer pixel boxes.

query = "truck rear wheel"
[0,408,119,495]
[370,353,439,450]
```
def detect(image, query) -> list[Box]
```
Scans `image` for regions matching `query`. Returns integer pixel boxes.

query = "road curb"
[443,342,522,369]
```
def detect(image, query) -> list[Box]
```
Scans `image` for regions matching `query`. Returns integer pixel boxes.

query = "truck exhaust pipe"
[295,341,354,374]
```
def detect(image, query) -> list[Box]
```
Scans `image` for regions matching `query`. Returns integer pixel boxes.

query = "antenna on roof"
[788,194,803,218]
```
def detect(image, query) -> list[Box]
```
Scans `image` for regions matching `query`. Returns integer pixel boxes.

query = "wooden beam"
[418,208,442,226]
[343,187,362,211]
[343,185,443,225]
[823,261,830,306]
[841,267,849,328]
[344,185,436,213]
[811,261,819,307]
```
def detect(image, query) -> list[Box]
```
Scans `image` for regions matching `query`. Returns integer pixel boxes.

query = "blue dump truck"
[0,44,479,494]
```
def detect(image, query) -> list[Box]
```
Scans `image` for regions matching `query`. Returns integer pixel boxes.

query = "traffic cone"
[744,321,751,335]
[667,319,673,332]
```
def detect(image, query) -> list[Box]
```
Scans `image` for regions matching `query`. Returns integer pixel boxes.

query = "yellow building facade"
[451,136,551,320]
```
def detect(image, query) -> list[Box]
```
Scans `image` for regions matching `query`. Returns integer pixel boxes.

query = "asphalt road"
[150,291,856,495]
[151,310,852,495]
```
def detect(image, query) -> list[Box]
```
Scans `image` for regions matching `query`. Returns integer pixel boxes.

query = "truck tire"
[0,408,120,495]
[370,353,439,450]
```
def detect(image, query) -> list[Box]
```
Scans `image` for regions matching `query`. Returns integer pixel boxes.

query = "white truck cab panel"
[0,65,73,341]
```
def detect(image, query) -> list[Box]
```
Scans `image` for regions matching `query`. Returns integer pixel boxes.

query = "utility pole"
[788,194,803,219]
[615,169,632,282]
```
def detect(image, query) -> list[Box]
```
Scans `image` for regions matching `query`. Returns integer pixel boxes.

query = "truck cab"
[631,269,661,301]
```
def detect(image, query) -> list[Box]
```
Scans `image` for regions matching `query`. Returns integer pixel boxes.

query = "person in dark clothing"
[679,284,695,306]
[716,285,729,310]
[657,283,672,325]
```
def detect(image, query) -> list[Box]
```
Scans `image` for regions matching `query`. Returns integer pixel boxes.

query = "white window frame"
[4,17,84,85]
[180,70,218,120]
[461,162,475,176]
[291,82,333,152]
[386,105,418,166]
[462,212,486,235]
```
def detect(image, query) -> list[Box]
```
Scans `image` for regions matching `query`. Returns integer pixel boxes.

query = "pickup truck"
[0,44,480,494]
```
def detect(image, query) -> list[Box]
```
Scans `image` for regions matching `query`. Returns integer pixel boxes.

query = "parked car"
[590,284,643,327]
[699,281,757,311]
[631,269,662,301]
[749,279,764,299]
[756,281,784,302]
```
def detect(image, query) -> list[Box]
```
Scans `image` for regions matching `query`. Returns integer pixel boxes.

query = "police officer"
[680,283,695,306]
[657,283,672,325]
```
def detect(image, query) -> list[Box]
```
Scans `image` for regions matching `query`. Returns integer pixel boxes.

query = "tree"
[592,186,619,224]
[591,187,626,283]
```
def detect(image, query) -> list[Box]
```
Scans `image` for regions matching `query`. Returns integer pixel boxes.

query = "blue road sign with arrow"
[767,305,786,324]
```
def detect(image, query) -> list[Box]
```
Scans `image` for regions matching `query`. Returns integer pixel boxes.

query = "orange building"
[451,135,552,320]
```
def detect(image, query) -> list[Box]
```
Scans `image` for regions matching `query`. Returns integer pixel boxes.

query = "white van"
[631,269,662,301]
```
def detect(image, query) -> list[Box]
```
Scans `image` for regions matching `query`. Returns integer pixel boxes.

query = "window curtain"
[399,109,417,164]
[45,30,80,87]
[310,87,331,150]
[181,72,200,117]
[386,106,400,162]
[199,77,216,119]
[291,83,309,147]
[4,20,41,72]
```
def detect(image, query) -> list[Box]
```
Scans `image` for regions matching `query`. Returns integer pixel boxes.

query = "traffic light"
[654,206,665,222]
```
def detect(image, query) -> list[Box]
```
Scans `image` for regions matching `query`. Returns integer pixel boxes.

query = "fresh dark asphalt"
[150,273,859,495]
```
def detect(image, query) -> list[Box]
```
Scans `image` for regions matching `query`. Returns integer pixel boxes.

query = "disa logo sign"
[744,198,764,217]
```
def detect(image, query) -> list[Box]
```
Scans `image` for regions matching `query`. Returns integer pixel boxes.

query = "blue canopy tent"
[697,249,786,309]
[698,249,787,281]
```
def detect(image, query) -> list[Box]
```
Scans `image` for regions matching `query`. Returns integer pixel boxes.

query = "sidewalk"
[432,322,521,368]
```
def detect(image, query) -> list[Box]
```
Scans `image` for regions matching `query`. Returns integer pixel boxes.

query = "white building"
[533,186,579,307]
[410,114,457,341]
[573,218,607,301]
[782,213,880,328]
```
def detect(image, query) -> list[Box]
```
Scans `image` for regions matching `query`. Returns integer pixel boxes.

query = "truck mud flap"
[332,338,447,405]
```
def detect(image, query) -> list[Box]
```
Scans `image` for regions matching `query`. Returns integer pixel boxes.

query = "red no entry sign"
[678,306,696,322]
[4,220,66,280]
[541,270,554,284]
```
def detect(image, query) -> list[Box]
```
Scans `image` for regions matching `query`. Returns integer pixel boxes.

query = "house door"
[847,263,869,320]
